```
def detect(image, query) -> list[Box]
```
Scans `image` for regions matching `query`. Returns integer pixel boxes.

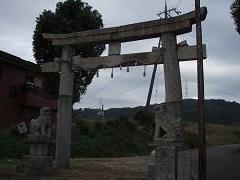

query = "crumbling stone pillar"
[162,33,183,143]
[55,45,74,168]
[148,33,184,180]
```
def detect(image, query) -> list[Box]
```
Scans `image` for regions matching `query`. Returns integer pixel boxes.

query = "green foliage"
[134,110,154,128]
[2,120,240,160]
[33,0,105,102]
[231,0,240,34]
[73,120,91,137]
[133,110,154,140]
[93,121,104,134]
[75,100,240,124]
[71,119,148,158]
[0,135,28,159]
[118,114,129,121]
[184,130,198,149]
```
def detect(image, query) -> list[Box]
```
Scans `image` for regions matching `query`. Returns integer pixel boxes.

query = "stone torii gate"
[41,6,207,176]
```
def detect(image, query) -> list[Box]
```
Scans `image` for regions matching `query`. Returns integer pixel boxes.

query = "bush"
[0,134,28,159]
[0,119,149,160]
[71,119,148,158]
[184,131,198,149]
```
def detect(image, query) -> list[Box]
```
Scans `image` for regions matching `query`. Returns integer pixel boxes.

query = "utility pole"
[195,0,207,180]
[145,0,181,111]
[145,44,160,111]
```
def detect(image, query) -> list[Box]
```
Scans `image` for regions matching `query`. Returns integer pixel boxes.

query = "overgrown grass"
[1,120,240,161]
[184,122,240,149]
[71,119,148,158]
[0,135,28,159]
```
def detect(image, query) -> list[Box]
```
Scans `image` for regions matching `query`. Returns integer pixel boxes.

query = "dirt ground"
[0,156,151,180]
[2,145,239,180]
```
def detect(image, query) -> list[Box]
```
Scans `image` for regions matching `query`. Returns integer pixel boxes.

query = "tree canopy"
[33,0,105,103]
[231,0,240,34]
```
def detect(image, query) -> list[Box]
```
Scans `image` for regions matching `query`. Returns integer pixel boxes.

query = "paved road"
[191,144,240,180]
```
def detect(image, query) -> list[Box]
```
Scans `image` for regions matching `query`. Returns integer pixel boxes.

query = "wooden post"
[55,45,74,168]
[145,64,158,110]
[195,0,207,180]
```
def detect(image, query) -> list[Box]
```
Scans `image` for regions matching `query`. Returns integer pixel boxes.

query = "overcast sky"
[0,0,239,109]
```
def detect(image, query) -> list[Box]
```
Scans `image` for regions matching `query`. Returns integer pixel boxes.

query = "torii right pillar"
[162,32,183,143]
[151,32,188,180]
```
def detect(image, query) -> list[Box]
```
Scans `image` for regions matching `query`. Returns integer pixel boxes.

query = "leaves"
[231,0,240,34]
[32,0,105,103]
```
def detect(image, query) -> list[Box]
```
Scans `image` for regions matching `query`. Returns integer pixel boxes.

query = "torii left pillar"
[55,45,74,168]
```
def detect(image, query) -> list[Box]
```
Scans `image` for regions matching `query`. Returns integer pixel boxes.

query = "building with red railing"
[0,50,58,129]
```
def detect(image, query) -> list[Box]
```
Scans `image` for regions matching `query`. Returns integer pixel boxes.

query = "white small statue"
[30,107,52,138]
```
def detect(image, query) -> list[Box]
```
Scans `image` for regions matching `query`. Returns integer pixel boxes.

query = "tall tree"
[33,0,105,103]
[231,0,240,34]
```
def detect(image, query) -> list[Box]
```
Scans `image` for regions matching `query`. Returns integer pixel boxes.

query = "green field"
[184,122,240,148]
[0,119,240,162]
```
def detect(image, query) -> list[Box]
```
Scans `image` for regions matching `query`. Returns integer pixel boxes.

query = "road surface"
[191,144,240,180]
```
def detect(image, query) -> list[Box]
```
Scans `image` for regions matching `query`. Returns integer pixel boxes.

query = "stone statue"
[154,104,176,141]
[30,107,52,138]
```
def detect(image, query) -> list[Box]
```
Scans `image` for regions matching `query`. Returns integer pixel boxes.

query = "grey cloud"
[0,0,239,108]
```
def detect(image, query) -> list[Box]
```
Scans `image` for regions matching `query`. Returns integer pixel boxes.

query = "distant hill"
[73,99,240,124]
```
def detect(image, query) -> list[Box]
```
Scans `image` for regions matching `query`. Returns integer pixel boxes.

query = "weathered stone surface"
[178,152,191,180]
[30,107,52,138]
[153,146,177,180]
[20,154,55,176]
[55,45,74,168]
[109,41,121,55]
[148,147,191,180]
[162,33,182,103]
[21,108,55,176]
[154,146,176,159]
[72,50,164,70]
[30,143,48,156]
[41,61,60,73]
[23,155,53,168]
[153,44,207,61]
[40,6,208,174]
[154,104,177,142]
[41,44,207,72]
[162,32,183,144]
[42,7,207,46]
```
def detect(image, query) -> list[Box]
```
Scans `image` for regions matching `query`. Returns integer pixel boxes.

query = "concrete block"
[30,144,48,156]
[109,41,121,55]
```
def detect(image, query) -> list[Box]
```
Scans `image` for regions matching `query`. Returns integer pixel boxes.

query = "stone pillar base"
[147,145,191,180]
[19,155,55,176]
[19,135,55,176]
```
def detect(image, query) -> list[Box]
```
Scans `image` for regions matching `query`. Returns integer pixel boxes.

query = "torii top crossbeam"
[41,7,207,72]
[43,7,207,46]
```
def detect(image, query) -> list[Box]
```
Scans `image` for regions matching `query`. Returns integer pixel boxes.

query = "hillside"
[74,99,240,124]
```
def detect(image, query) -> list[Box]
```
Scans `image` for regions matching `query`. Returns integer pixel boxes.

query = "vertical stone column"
[162,32,183,143]
[151,33,183,180]
[55,45,74,168]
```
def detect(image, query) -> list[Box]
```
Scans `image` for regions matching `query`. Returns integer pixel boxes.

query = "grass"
[184,122,240,147]
[0,159,18,167]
